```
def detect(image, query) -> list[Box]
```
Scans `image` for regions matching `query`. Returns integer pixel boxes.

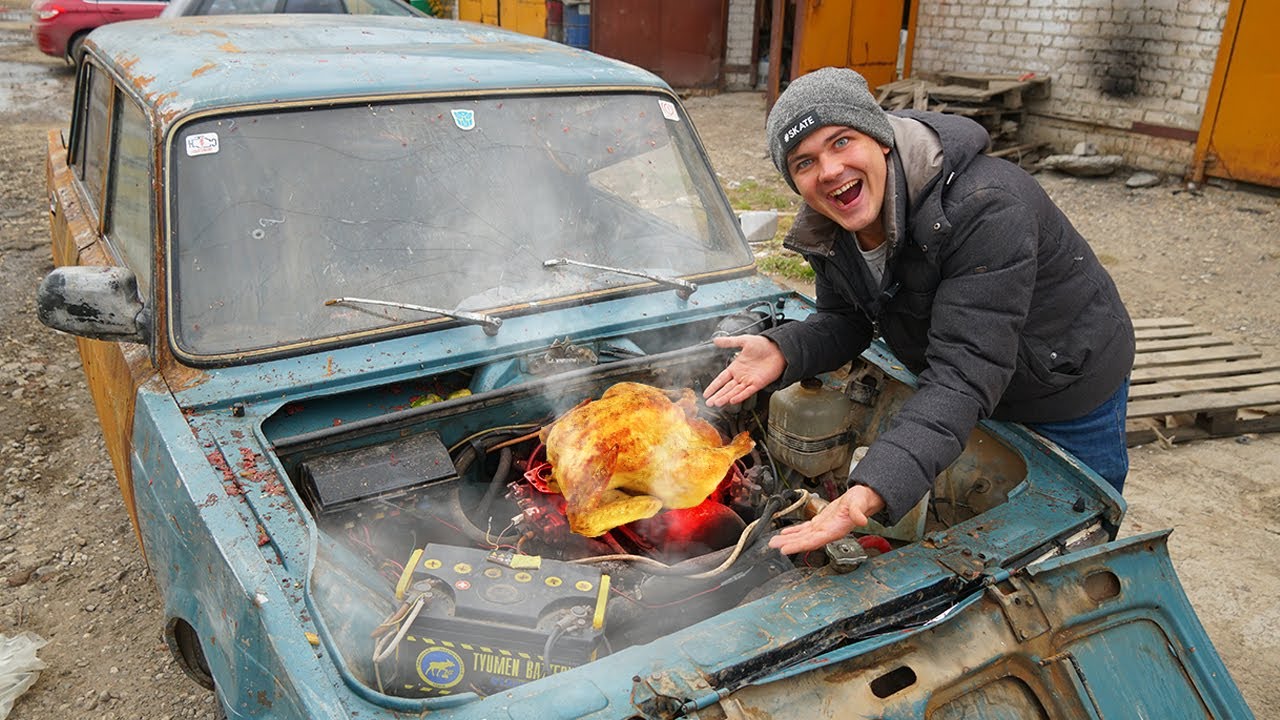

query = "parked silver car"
[160,0,422,18]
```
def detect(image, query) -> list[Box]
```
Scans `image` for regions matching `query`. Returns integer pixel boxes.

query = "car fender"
[129,385,359,718]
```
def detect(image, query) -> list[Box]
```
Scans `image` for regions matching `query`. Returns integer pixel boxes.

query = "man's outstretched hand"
[768,485,887,555]
[702,335,786,407]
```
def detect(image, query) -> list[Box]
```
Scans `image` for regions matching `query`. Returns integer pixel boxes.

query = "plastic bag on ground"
[0,632,48,720]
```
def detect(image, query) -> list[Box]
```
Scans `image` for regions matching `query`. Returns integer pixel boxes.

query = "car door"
[48,59,160,553]
[94,0,169,23]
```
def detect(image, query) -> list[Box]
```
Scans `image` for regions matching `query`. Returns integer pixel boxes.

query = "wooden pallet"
[875,73,1052,156]
[1126,318,1280,446]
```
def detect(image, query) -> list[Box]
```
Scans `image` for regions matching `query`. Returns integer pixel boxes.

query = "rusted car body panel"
[46,131,156,552]
[683,532,1234,719]
[40,15,1253,720]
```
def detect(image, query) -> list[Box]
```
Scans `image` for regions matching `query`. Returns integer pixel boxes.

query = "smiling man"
[704,67,1135,554]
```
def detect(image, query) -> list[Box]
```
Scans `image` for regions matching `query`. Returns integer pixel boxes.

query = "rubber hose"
[443,485,519,545]
[741,494,784,552]
[474,446,514,521]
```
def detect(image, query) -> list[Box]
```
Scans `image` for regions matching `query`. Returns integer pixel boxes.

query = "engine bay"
[267,310,1028,700]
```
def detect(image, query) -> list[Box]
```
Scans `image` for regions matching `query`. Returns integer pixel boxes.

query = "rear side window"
[71,68,91,170]
[202,0,276,13]
[105,96,153,294]
[283,0,344,11]
[78,66,113,214]
[345,0,419,14]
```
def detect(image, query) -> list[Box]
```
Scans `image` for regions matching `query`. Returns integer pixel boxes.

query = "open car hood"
[655,529,1252,719]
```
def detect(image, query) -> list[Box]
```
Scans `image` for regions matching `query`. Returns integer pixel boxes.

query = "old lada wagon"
[37,14,1252,720]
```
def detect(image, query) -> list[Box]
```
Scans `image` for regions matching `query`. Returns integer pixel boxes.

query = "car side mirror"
[738,210,779,245]
[36,266,150,344]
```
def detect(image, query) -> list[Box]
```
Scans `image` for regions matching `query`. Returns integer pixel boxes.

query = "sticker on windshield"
[451,109,476,131]
[185,132,220,157]
[659,99,680,122]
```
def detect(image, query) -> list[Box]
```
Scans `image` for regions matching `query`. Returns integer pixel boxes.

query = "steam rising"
[302,346,785,700]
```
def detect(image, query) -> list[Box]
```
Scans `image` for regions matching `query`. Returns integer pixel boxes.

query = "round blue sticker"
[417,647,465,689]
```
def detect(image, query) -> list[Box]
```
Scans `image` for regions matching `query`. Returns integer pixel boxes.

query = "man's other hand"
[768,485,886,555]
[703,335,786,407]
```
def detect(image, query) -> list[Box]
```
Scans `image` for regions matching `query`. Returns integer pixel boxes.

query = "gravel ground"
[1,12,1278,718]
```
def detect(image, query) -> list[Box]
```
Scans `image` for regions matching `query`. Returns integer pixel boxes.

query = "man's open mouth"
[829,178,862,206]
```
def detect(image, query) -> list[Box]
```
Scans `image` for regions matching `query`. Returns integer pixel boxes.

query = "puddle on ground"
[0,24,71,119]
[0,62,67,116]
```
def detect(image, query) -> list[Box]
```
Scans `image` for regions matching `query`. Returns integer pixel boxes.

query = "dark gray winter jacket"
[761,110,1134,524]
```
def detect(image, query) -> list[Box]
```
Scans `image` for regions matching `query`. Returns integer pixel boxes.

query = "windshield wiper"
[542,257,698,300]
[324,296,502,336]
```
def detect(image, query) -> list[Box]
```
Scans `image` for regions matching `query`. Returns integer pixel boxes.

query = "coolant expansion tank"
[765,378,856,478]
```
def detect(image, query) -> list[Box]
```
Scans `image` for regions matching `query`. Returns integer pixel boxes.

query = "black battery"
[383,544,608,697]
[297,431,457,518]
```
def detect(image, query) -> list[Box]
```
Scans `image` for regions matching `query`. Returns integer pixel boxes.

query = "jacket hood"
[891,109,991,190]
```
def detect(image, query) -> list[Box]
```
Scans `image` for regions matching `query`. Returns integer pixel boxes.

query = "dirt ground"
[0,8,1277,718]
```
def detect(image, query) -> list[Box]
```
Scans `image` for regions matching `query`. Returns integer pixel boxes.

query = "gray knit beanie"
[766,67,895,191]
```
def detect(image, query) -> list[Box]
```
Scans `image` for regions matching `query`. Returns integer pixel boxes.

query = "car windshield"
[169,92,752,357]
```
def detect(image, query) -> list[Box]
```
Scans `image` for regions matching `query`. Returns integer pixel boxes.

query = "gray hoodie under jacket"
[761,110,1135,524]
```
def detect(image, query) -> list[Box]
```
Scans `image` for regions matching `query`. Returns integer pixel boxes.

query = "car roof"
[85,15,670,122]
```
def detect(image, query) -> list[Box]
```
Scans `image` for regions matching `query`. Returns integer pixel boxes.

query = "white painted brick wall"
[911,0,1229,174]
[724,0,757,90]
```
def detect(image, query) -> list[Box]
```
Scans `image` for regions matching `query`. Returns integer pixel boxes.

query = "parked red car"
[31,0,167,63]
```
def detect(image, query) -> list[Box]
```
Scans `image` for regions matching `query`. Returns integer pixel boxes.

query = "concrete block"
[738,211,779,245]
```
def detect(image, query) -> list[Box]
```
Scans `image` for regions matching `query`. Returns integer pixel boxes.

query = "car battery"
[385,544,609,697]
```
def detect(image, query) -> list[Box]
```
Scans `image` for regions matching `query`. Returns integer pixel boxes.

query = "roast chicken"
[541,382,754,537]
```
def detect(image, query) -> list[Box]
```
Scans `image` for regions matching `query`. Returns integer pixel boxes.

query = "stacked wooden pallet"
[876,72,1051,159]
[1125,318,1280,446]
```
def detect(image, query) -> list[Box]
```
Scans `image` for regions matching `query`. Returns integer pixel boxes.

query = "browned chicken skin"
[541,382,755,537]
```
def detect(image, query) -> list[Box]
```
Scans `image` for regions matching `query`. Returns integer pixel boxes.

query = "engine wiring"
[607,580,724,609]
[541,623,567,679]
[373,594,427,664]
[569,490,811,579]
[749,409,785,489]
[447,423,542,453]
[486,429,543,453]
[371,585,432,692]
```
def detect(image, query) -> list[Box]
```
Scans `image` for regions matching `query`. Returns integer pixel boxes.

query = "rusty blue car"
[36,15,1253,719]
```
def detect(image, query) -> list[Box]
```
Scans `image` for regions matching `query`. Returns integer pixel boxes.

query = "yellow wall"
[502,0,546,36]
[793,0,904,90]
[1196,0,1280,186]
[458,0,545,37]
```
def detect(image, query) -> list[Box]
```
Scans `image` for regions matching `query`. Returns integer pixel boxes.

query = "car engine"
[276,307,1022,699]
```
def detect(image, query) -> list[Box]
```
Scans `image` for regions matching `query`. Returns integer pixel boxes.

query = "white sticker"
[451,109,476,131]
[185,132,220,157]
[659,99,680,122]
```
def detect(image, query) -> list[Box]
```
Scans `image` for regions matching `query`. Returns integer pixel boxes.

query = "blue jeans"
[1027,378,1130,494]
